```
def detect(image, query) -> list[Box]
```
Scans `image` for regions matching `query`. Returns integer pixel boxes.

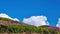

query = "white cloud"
[23,16,49,26]
[56,18,60,28]
[0,13,19,21]
[13,18,19,21]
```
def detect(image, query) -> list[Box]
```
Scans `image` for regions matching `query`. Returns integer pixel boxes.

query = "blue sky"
[0,0,60,26]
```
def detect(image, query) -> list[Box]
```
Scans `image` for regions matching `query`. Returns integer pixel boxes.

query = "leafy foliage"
[0,24,59,34]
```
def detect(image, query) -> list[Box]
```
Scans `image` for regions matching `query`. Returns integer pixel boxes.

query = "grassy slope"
[0,17,60,34]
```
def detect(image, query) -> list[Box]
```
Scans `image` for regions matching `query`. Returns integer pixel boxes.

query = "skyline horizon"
[0,13,59,27]
[0,0,60,27]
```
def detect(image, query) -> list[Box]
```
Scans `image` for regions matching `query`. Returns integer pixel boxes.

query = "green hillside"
[0,17,60,34]
[0,24,60,34]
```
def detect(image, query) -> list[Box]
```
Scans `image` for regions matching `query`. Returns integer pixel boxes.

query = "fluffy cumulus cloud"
[0,13,19,21]
[23,16,49,26]
[56,18,60,28]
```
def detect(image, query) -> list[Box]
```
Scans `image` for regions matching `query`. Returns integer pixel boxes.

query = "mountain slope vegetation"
[0,17,60,34]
